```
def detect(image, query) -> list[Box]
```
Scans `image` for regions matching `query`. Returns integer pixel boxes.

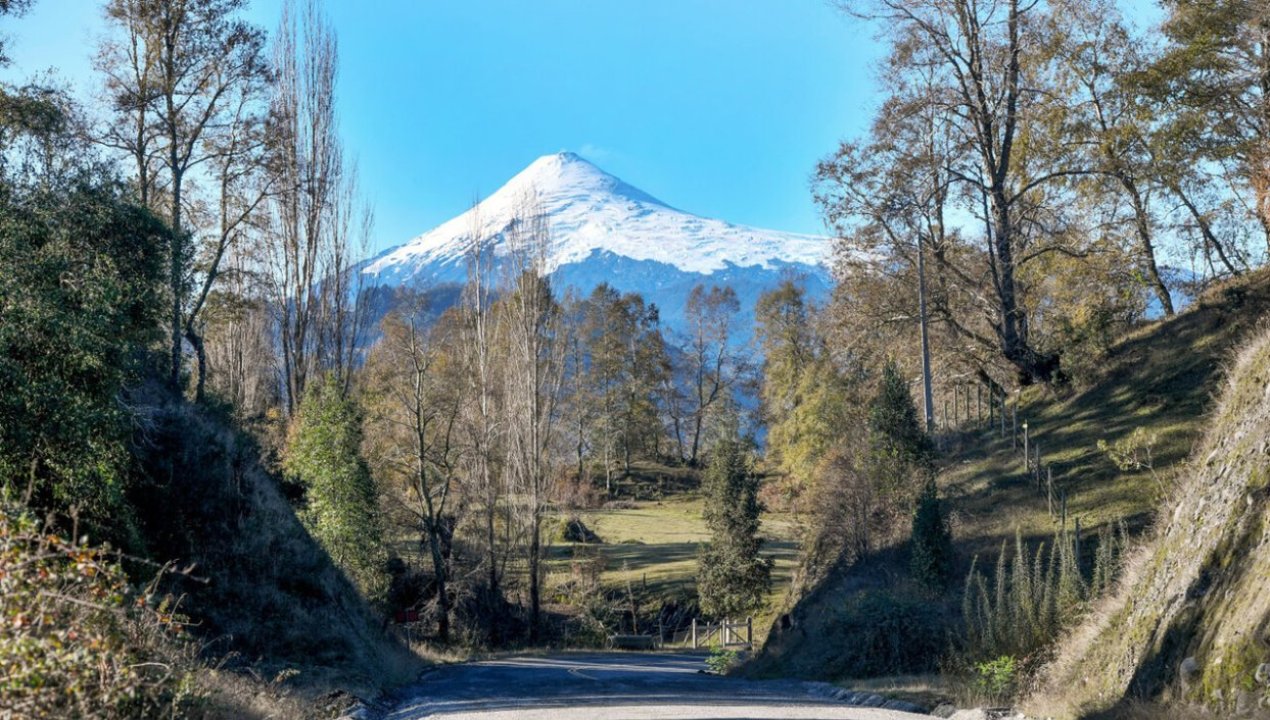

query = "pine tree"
[910,476,953,592]
[697,427,772,619]
[867,360,933,501]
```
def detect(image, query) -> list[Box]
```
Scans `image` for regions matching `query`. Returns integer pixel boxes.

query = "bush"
[557,516,602,544]
[706,645,741,674]
[975,655,1018,702]
[0,179,167,546]
[825,590,945,677]
[0,505,204,718]
[284,376,387,600]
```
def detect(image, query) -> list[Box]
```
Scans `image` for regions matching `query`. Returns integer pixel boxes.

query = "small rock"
[1180,655,1200,683]
[949,709,989,720]
[1236,689,1259,715]
[1254,662,1270,684]
[931,704,959,719]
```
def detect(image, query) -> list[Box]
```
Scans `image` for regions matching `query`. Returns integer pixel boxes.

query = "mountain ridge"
[360,153,833,331]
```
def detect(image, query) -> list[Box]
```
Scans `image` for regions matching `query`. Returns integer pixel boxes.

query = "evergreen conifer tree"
[910,476,953,591]
[697,426,772,619]
[867,360,933,484]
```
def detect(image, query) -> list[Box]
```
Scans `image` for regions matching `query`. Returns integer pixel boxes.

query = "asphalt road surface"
[385,652,934,719]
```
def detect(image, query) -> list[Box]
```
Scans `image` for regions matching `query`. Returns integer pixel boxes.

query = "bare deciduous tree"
[501,194,567,639]
[97,0,269,393]
[364,294,464,642]
[682,284,746,466]
[458,203,507,598]
[265,0,368,412]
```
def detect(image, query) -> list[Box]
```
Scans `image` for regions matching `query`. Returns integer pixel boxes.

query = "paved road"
[385,652,934,719]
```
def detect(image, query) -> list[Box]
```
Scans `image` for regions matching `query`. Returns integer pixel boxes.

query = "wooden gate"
[689,617,752,649]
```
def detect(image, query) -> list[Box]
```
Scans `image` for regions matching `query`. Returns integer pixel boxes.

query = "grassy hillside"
[127,393,423,717]
[750,270,1270,688]
[1028,320,1270,718]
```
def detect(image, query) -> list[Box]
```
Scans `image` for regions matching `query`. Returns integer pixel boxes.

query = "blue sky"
[3,1,1160,254]
[2,1,877,252]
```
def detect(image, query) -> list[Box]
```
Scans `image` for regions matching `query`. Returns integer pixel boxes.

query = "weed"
[974,655,1017,702]
[706,645,741,674]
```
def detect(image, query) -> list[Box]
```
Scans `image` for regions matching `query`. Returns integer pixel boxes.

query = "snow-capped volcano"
[362,152,832,335]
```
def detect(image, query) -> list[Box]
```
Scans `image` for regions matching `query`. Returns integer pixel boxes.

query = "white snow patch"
[363,152,829,282]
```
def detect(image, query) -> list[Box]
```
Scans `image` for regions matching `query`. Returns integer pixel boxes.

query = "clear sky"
[2,0,880,253]
[2,1,1161,255]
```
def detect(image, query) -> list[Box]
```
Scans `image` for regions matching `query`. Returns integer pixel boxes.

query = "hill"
[748,270,1270,705]
[1028,305,1270,718]
[125,392,423,716]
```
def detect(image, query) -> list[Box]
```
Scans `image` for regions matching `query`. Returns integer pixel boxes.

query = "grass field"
[546,494,801,639]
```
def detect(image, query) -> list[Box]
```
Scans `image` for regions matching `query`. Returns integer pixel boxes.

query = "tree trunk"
[528,511,541,642]
[426,520,450,642]
[169,164,184,394]
[1257,24,1270,256]
[486,485,499,596]
[689,414,704,466]
[990,189,1060,385]
[917,237,935,432]
[185,325,207,404]
[1120,174,1174,315]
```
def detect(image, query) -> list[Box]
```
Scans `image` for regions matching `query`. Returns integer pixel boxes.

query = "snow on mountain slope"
[361,152,833,335]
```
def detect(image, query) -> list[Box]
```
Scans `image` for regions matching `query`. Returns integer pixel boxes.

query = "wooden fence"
[936,380,1074,532]
[688,617,753,649]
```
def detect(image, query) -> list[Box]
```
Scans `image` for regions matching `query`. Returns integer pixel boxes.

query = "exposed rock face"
[1031,329,1270,717]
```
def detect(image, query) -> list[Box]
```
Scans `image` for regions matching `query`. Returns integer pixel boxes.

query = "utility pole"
[917,235,935,433]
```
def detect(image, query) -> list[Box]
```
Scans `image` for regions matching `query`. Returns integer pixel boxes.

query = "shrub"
[975,655,1018,702]
[706,645,741,674]
[1098,427,1170,498]
[826,590,945,677]
[284,376,387,600]
[0,179,167,546]
[557,516,602,544]
[0,505,204,718]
